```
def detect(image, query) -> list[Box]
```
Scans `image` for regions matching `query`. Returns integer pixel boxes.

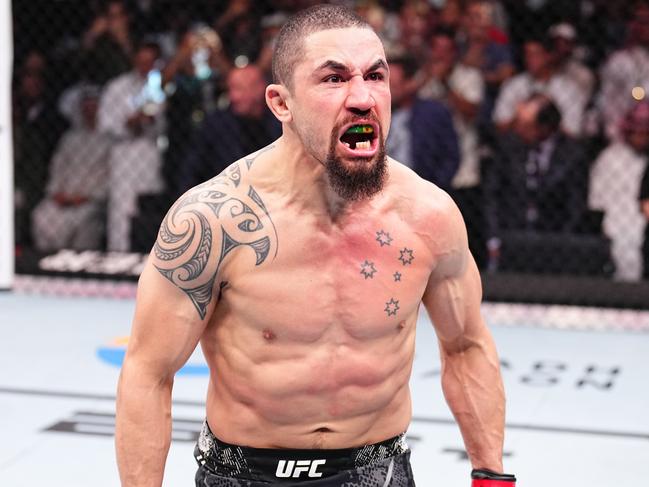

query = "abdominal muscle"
[201,318,416,449]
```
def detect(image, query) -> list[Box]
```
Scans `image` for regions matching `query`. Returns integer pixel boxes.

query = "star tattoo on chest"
[398,247,414,266]
[360,260,378,279]
[393,271,402,282]
[375,230,393,247]
[384,298,400,316]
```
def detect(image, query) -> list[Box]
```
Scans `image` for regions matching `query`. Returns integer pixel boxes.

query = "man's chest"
[219,220,434,340]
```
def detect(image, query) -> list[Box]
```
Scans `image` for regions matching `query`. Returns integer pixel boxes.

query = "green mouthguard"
[345,125,374,134]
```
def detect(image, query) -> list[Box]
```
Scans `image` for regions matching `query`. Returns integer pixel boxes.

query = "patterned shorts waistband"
[194,421,409,483]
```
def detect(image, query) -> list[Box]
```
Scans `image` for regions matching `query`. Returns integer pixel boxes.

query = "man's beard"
[324,120,387,202]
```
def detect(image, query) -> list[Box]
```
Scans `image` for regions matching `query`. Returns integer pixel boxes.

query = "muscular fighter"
[115,5,516,487]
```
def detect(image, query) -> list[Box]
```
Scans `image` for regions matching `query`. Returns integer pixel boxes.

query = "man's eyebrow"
[315,60,350,73]
[314,59,388,74]
[367,59,388,72]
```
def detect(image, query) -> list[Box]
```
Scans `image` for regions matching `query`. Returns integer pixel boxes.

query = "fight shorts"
[194,421,417,486]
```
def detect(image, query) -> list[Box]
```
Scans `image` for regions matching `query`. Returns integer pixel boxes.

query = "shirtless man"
[115,5,515,487]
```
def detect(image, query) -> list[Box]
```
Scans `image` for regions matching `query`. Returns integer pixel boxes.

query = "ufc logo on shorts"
[275,459,327,478]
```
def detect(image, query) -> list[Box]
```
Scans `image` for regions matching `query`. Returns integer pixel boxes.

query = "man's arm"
[421,195,506,472]
[115,190,223,487]
[116,163,278,486]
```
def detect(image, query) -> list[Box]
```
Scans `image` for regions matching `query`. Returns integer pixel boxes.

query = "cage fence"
[9,0,649,315]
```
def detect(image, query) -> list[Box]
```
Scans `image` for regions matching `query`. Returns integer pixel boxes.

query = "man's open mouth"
[338,123,378,152]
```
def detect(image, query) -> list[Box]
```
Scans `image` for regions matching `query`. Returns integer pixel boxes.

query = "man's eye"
[324,74,344,83]
[367,72,384,81]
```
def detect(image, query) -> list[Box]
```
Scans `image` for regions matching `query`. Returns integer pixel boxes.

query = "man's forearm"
[115,363,174,487]
[440,339,505,472]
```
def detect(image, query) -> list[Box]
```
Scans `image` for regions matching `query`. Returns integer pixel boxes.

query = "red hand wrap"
[472,479,516,487]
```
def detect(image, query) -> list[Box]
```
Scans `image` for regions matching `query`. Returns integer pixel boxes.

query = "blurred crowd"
[11,0,649,281]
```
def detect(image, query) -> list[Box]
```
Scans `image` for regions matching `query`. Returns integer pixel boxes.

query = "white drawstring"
[381,458,395,487]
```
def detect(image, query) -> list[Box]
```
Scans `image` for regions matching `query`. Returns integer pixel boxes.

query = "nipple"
[262,328,276,341]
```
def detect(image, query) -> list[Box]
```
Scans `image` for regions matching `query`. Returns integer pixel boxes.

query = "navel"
[397,321,406,332]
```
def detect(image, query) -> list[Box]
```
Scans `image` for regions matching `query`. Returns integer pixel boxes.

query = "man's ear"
[266,84,293,123]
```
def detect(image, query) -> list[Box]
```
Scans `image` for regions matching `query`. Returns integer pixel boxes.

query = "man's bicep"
[423,246,485,353]
[126,262,212,379]
[124,190,225,378]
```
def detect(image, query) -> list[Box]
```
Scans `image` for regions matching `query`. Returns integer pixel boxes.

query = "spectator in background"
[82,0,135,85]
[355,1,401,56]
[386,53,459,190]
[640,165,649,279]
[161,27,231,199]
[179,65,281,193]
[32,87,110,252]
[397,0,436,61]
[577,0,629,70]
[589,102,649,281]
[98,41,165,252]
[442,0,510,38]
[599,1,649,141]
[419,28,488,266]
[548,22,595,105]
[213,0,262,67]
[256,12,290,78]
[493,35,587,137]
[501,0,582,63]
[438,0,463,32]
[460,0,515,128]
[484,94,588,269]
[60,0,138,129]
[13,50,68,249]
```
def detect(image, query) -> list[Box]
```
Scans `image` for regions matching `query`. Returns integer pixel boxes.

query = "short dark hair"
[431,26,457,43]
[136,39,161,58]
[272,4,371,90]
[523,33,554,53]
[528,93,562,131]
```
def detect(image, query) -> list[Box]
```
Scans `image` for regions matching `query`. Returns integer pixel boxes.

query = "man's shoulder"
[104,71,134,91]
[182,144,277,207]
[603,48,637,71]
[154,148,279,298]
[501,72,531,92]
[593,141,638,171]
[388,160,459,222]
[600,141,633,159]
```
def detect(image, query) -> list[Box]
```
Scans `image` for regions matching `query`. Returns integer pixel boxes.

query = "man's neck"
[257,134,376,223]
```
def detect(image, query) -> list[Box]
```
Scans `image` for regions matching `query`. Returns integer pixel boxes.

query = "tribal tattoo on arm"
[152,158,278,319]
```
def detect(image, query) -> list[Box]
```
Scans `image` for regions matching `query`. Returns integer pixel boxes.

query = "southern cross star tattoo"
[375,230,393,247]
[398,247,414,266]
[393,271,402,282]
[360,260,378,279]
[385,298,400,316]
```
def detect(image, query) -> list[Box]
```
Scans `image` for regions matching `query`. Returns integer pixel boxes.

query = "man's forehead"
[301,27,386,70]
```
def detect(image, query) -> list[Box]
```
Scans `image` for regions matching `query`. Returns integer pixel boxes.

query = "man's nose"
[345,75,375,113]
